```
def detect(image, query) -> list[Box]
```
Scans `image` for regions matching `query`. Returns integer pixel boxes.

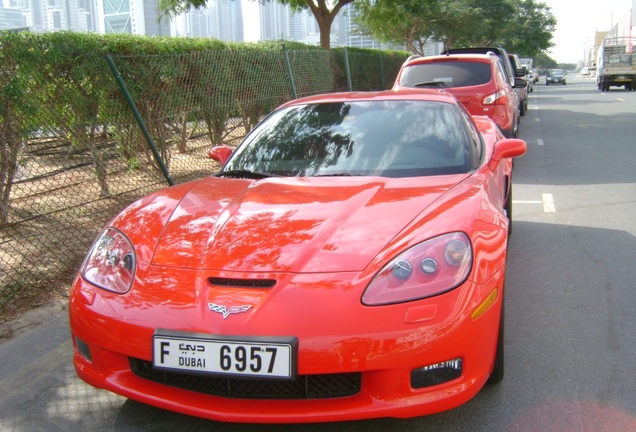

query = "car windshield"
[550,69,565,76]
[399,61,492,88]
[223,100,479,178]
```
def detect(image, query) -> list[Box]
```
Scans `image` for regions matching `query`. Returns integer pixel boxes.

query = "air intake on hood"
[208,277,276,288]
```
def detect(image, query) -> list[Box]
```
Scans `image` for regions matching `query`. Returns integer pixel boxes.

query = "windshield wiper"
[218,170,276,179]
[314,172,358,177]
[413,81,449,88]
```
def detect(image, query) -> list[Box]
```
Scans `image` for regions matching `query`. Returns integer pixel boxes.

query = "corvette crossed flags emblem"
[208,303,252,319]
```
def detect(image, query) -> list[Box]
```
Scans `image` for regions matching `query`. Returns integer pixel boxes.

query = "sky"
[541,0,634,64]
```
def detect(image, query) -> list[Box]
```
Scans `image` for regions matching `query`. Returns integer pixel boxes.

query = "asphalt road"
[1,74,635,431]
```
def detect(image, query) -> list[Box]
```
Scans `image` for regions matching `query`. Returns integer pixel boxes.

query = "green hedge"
[0,31,409,311]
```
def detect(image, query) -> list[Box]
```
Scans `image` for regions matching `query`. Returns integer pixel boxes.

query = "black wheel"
[504,184,513,235]
[519,101,525,116]
[487,285,505,385]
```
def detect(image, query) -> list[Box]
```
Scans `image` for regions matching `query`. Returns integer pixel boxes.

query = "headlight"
[362,232,472,306]
[81,227,136,294]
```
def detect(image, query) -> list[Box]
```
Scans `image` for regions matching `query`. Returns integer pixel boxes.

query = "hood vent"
[208,277,276,288]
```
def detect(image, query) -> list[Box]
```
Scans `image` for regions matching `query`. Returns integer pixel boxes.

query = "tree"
[354,0,439,55]
[442,0,516,48]
[158,0,356,49]
[355,0,516,52]
[355,0,555,56]
[534,51,557,70]
[497,0,556,57]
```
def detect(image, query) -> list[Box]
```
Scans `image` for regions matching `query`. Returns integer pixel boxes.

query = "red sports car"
[69,89,526,423]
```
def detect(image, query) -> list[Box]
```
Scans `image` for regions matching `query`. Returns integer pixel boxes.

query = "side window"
[494,62,508,86]
[455,104,483,166]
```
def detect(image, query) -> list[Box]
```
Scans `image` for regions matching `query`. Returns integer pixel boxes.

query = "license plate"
[152,330,297,379]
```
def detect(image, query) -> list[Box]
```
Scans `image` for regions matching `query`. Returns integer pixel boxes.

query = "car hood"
[141,175,469,273]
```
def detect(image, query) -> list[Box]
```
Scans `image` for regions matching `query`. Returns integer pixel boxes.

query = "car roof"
[443,46,507,56]
[442,46,516,82]
[278,89,461,109]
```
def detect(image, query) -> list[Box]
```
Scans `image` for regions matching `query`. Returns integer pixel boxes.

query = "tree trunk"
[306,0,356,50]
[318,19,332,49]
[0,99,23,226]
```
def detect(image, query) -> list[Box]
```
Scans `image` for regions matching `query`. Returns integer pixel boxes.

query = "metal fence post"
[105,54,174,186]
[282,43,298,99]
[344,48,353,91]
[378,53,386,89]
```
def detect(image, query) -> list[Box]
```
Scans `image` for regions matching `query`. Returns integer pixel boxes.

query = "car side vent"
[208,277,276,288]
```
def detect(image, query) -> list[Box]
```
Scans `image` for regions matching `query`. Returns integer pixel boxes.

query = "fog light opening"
[411,358,463,389]
[74,336,92,361]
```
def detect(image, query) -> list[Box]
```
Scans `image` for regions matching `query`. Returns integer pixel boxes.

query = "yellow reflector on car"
[471,288,498,319]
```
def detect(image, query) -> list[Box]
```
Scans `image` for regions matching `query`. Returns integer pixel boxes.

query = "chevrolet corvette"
[69,89,526,423]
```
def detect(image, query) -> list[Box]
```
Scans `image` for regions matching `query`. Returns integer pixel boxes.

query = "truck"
[519,57,533,72]
[596,37,636,91]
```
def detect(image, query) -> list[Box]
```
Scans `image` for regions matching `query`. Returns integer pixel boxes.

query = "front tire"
[504,183,513,235]
[487,286,505,385]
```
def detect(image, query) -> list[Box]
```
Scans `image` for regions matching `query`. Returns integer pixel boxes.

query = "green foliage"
[534,51,558,69]
[354,0,442,55]
[355,0,556,55]
[0,32,407,221]
[0,30,408,308]
[496,0,556,57]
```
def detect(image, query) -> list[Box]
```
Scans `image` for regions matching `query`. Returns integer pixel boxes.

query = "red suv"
[393,53,527,138]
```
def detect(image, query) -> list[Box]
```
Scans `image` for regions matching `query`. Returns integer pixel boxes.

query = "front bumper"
[69,266,504,423]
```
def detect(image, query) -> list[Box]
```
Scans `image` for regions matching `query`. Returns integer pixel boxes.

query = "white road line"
[535,118,540,121]
[513,194,556,213]
[537,139,544,146]
[542,193,556,213]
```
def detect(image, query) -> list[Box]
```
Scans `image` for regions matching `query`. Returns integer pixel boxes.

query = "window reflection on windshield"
[224,100,476,178]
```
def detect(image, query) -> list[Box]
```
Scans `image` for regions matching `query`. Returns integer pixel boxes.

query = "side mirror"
[488,138,527,171]
[514,77,528,89]
[208,145,233,164]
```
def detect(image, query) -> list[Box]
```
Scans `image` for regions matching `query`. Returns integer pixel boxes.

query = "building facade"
[1,0,170,35]
[178,0,243,41]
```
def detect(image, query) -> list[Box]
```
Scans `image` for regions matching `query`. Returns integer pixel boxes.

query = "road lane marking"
[537,139,544,146]
[513,194,556,213]
[542,193,556,213]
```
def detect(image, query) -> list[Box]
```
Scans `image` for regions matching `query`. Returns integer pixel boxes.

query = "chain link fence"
[0,32,408,318]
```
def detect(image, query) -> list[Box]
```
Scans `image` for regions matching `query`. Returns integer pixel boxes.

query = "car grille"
[208,277,276,288]
[129,358,361,399]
